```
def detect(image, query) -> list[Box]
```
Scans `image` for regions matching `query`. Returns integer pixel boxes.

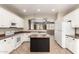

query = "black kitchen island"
[30,34,50,52]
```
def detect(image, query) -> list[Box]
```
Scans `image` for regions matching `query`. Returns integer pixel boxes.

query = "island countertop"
[30,33,50,38]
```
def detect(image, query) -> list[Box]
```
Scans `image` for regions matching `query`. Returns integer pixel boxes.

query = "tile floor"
[10,36,72,54]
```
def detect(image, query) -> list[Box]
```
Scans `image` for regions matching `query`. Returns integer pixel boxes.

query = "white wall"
[56,12,64,21]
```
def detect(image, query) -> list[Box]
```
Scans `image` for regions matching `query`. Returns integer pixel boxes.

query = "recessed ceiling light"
[37,9,40,12]
[51,9,55,12]
[23,9,27,12]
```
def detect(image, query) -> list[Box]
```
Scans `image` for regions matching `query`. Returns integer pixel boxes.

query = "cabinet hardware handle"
[4,40,6,42]
[73,39,75,40]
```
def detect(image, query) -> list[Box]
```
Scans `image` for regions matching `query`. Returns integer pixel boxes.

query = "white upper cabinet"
[64,8,79,28]
[0,7,11,28]
[16,17,24,28]
[66,37,74,53]
[66,36,79,54]
[10,14,24,28]
[71,9,79,27]
[0,7,24,28]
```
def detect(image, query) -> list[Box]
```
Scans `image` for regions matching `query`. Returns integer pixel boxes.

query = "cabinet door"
[18,19,24,28]
[0,38,12,53]
[6,38,14,53]
[15,16,24,28]
[66,37,75,53]
[70,9,79,27]
[75,40,79,53]
[68,39,79,54]
[10,14,17,23]
[71,39,77,53]
[21,33,30,42]
[0,40,7,53]
[66,36,73,48]
[66,37,69,48]
[21,34,26,42]
[0,7,11,27]
[71,13,79,27]
[67,37,73,50]
[10,37,16,49]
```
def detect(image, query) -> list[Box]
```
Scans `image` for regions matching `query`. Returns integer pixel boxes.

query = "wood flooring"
[10,36,72,54]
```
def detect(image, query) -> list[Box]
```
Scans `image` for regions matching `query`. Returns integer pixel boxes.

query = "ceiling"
[0,4,78,18]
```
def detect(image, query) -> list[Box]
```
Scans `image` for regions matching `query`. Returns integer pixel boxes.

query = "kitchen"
[0,4,79,54]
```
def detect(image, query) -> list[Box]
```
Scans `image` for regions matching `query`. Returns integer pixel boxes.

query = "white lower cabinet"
[66,36,79,54]
[0,36,18,54]
[11,36,17,49]
[0,39,8,54]
[21,33,30,42]
[67,37,74,53]
[15,34,22,49]
[0,33,30,54]
[75,40,79,53]
[0,37,14,54]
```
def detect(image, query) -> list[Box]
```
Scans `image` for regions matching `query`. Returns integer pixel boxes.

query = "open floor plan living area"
[0,4,79,54]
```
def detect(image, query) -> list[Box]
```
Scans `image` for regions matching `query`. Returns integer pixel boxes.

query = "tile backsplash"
[0,28,23,35]
[0,31,4,34]
[76,28,79,34]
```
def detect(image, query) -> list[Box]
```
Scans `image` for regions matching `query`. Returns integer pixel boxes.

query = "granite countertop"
[0,30,48,40]
[0,34,15,40]
[66,35,75,38]
[0,31,31,40]
[66,34,79,39]
[30,34,50,38]
[15,31,31,34]
[75,34,79,39]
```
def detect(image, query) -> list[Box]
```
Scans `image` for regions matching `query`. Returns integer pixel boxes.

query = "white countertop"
[30,33,50,38]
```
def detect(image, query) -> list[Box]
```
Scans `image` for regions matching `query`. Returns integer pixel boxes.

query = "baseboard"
[55,40,63,48]
[66,48,74,54]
